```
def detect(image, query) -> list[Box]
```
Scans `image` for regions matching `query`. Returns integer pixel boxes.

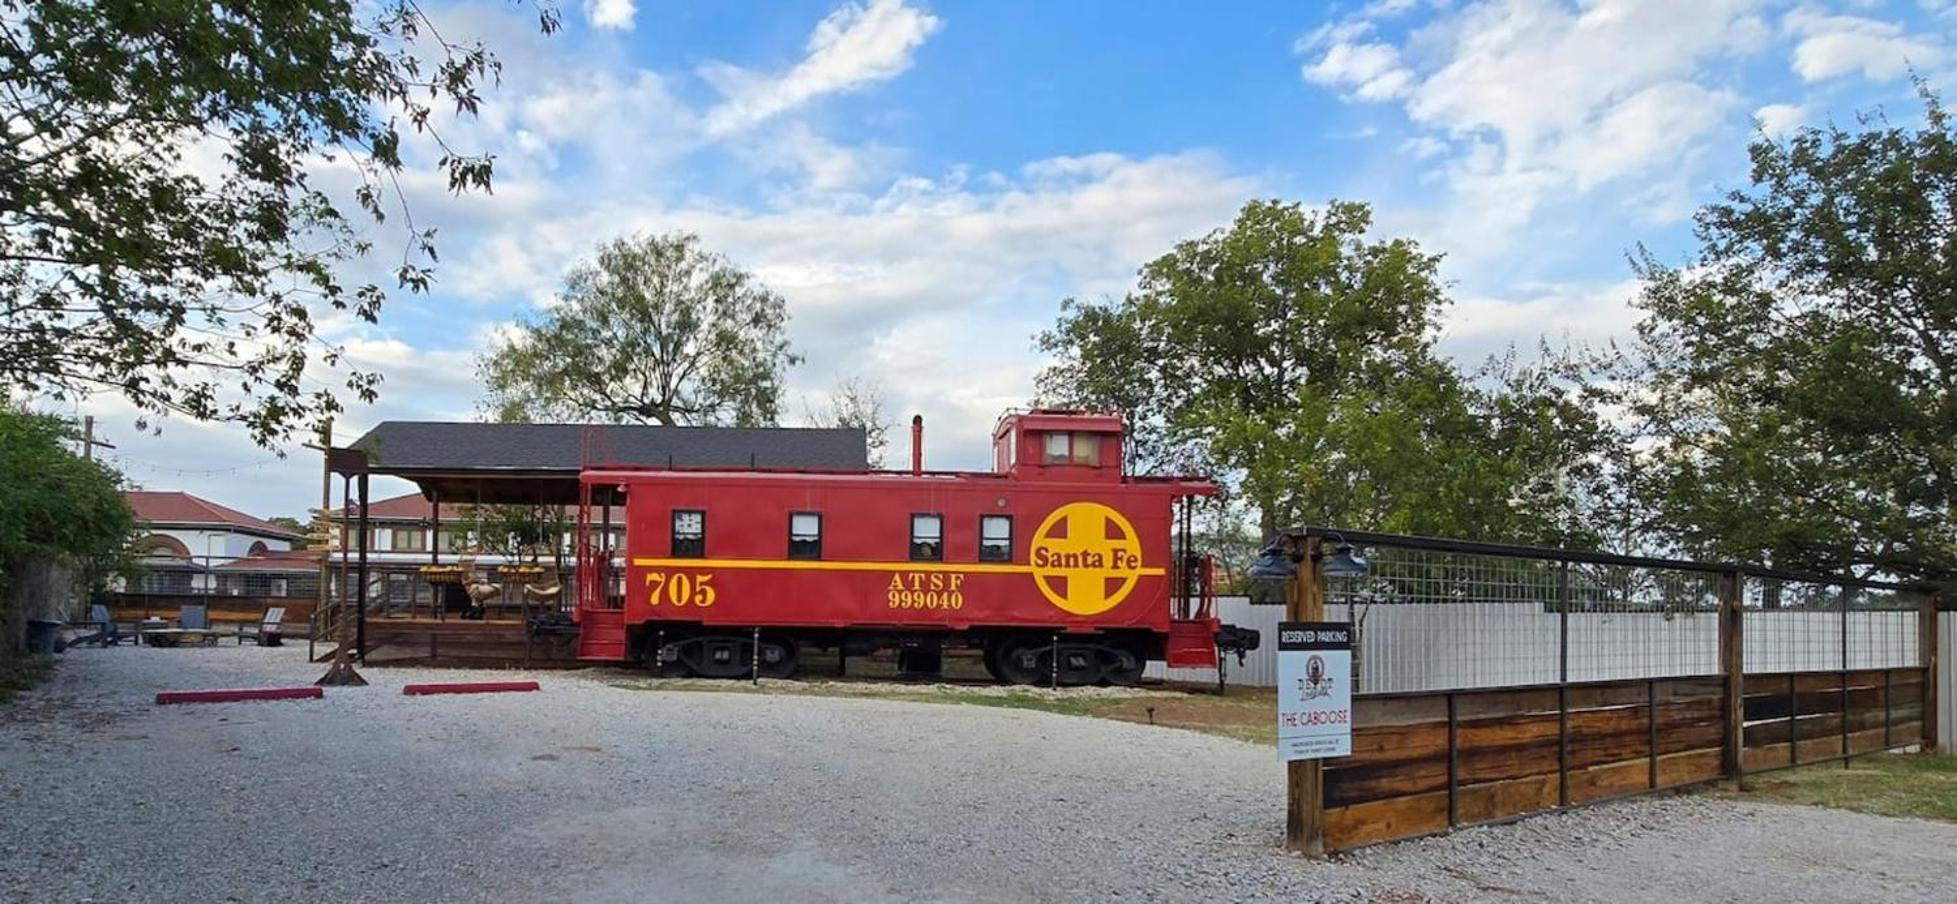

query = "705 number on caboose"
[644,571,717,608]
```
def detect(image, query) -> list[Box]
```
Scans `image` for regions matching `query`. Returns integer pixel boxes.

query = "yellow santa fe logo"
[1029,502,1163,615]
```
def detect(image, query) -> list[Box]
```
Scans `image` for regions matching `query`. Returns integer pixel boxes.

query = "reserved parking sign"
[1276,621,1353,761]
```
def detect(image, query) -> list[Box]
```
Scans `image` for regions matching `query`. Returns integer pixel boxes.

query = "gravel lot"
[4,646,1955,903]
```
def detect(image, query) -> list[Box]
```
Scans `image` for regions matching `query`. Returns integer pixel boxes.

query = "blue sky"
[78,0,1955,516]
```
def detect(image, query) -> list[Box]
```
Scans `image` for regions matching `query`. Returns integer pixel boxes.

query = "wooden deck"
[318,617,586,669]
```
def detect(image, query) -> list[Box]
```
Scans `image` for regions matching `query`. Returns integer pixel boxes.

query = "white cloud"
[1400,135,1450,159]
[702,0,942,137]
[584,0,635,30]
[1786,10,1945,82]
[1754,102,1810,136]
[438,152,1258,468]
[1299,0,1774,262]
[1442,278,1645,363]
[1401,0,1765,168]
[1547,81,1734,190]
[455,152,1256,320]
[1303,41,1414,100]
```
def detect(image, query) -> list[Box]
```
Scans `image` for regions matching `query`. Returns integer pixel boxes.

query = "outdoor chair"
[171,604,222,647]
[178,604,210,630]
[236,607,287,646]
[69,603,136,648]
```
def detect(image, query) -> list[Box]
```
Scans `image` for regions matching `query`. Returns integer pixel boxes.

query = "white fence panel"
[1147,598,1936,698]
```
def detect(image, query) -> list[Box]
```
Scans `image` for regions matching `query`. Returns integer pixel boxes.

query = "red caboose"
[571,410,1259,685]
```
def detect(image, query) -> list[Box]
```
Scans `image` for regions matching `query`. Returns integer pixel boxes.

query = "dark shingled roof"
[348,421,869,473]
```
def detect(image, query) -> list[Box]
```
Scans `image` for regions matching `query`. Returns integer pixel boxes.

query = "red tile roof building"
[126,490,301,540]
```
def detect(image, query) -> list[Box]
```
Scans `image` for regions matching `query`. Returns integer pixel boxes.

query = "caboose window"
[910,514,943,561]
[1071,432,1100,466]
[1038,431,1102,465]
[1042,431,1071,464]
[979,515,1012,562]
[788,512,822,560]
[671,510,706,558]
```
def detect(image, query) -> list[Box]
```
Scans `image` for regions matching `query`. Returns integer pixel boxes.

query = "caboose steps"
[576,609,630,661]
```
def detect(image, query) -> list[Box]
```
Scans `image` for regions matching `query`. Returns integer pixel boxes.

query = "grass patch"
[0,654,53,704]
[1739,753,1957,823]
[606,675,1277,745]
[1078,691,1278,745]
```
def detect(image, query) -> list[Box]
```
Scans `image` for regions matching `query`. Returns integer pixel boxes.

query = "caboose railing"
[573,481,606,613]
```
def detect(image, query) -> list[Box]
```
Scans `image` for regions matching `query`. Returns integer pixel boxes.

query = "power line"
[105,452,289,478]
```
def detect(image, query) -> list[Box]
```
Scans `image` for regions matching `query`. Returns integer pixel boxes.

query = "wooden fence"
[107,593,318,631]
[1278,528,1939,854]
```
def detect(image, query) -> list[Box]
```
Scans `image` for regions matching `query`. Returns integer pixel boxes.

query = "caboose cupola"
[991,409,1124,481]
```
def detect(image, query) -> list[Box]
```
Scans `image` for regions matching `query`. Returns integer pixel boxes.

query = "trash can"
[25,619,63,655]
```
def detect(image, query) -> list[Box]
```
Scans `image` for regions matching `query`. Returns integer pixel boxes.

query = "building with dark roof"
[320,421,872,629]
[347,421,869,504]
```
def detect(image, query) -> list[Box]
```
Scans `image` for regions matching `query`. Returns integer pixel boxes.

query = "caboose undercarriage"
[636,624,1171,687]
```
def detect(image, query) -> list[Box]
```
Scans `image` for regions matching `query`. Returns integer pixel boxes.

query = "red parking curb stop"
[402,681,540,696]
[156,687,325,705]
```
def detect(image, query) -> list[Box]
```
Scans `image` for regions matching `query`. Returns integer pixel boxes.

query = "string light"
[103,453,289,478]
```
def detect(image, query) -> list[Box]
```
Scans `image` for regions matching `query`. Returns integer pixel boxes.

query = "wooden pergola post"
[316,466,366,687]
[1719,571,1745,785]
[1284,536,1326,856]
[1924,590,1940,753]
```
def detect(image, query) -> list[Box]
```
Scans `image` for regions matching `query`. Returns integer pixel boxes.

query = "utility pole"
[79,415,115,462]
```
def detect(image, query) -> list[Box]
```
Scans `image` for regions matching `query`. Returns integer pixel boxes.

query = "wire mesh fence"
[1740,578,1923,673]
[318,559,597,621]
[1316,531,1928,696]
[117,553,322,601]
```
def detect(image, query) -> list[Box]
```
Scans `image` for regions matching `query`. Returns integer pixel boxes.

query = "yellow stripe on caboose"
[629,556,1164,577]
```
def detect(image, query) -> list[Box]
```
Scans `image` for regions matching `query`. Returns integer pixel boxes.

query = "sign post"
[1278,621,1354,762]
[1284,537,1324,855]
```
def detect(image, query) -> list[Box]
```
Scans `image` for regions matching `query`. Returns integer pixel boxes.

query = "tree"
[1039,199,1439,533]
[455,503,570,563]
[805,376,891,467]
[1627,88,1957,584]
[268,516,308,549]
[479,233,802,426]
[1037,199,1619,547]
[1,0,560,446]
[0,404,135,637]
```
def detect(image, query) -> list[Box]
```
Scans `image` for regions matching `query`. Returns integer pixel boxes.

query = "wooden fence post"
[1924,591,1940,754]
[1719,571,1745,784]
[1285,537,1326,856]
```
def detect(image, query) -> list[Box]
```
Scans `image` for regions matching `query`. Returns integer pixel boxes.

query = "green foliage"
[267,516,308,549]
[0,404,135,595]
[455,503,570,562]
[1037,199,1619,547]
[0,0,559,446]
[0,655,54,704]
[1628,87,1957,583]
[479,232,803,426]
[805,376,891,467]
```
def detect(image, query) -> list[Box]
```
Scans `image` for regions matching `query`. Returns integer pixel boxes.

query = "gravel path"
[3,646,1954,903]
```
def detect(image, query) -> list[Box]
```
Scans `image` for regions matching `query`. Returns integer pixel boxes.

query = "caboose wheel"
[1101,648,1143,686]
[991,639,1045,685]
[981,643,1007,683]
[757,636,798,679]
[680,636,752,679]
[1050,646,1103,686]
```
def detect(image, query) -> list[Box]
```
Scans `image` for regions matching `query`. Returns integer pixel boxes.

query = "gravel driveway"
[3,646,1954,903]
